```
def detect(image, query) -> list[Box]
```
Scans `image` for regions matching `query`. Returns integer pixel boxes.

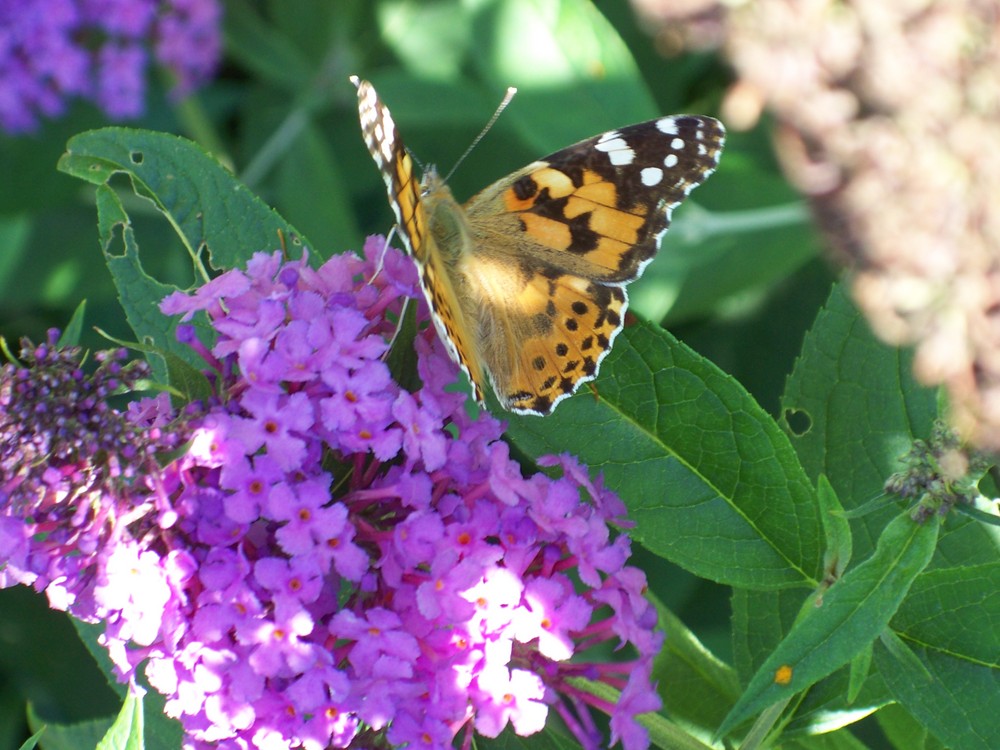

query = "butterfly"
[351,76,725,416]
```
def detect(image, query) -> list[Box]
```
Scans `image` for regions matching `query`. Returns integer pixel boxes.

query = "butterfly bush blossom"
[0,0,221,133]
[0,238,662,750]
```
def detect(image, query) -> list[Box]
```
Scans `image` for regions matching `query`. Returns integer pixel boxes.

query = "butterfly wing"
[462,116,725,414]
[352,76,487,403]
[464,256,630,414]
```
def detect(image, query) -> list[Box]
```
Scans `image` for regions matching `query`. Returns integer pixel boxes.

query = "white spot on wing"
[656,118,679,135]
[664,153,678,168]
[671,137,685,151]
[610,148,634,166]
[595,134,634,165]
[641,167,663,186]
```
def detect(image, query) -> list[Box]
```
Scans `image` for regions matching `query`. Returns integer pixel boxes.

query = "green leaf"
[377,0,472,80]
[780,282,937,546]
[58,127,311,274]
[872,560,1000,750]
[56,301,88,348]
[384,297,422,395]
[874,637,1000,750]
[781,729,873,750]
[876,703,947,750]
[469,0,656,154]
[817,474,852,584]
[732,586,892,739]
[96,689,143,750]
[731,587,802,678]
[784,669,889,738]
[760,279,1000,746]
[70,620,184,750]
[161,350,215,404]
[474,724,579,749]
[504,320,822,589]
[223,0,315,89]
[636,201,816,327]
[881,630,934,684]
[25,706,108,750]
[653,598,740,735]
[847,642,873,704]
[91,184,196,382]
[58,127,312,385]
[718,512,939,737]
[892,561,1000,665]
[17,726,45,750]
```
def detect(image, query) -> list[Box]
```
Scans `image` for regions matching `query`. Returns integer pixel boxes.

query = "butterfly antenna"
[442,86,518,184]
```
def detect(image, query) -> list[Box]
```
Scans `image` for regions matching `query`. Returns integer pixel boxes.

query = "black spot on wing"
[512,174,538,201]
[531,395,553,413]
[566,212,599,255]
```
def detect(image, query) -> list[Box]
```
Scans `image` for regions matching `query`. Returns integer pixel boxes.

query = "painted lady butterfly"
[352,76,725,415]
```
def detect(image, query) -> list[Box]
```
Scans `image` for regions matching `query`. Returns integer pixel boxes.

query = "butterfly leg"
[587,381,601,403]
[367,226,398,285]
[382,295,413,359]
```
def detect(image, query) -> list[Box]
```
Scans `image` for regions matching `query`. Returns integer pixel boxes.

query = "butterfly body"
[352,76,725,415]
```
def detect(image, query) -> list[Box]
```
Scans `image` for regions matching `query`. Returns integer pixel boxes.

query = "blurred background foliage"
[0,0,839,747]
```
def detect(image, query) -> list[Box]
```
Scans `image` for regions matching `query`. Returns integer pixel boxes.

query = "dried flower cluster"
[884,421,993,522]
[633,0,1000,450]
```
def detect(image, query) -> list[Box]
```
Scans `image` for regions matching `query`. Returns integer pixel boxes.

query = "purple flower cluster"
[0,334,177,599]
[0,0,221,133]
[0,238,662,750]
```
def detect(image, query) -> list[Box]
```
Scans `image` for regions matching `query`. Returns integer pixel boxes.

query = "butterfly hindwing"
[466,258,628,414]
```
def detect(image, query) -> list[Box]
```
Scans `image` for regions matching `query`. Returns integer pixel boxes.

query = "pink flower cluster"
[0,239,662,749]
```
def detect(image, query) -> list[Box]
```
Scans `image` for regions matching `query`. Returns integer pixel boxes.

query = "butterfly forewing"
[488,115,725,284]
[352,76,428,264]
[352,77,487,403]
